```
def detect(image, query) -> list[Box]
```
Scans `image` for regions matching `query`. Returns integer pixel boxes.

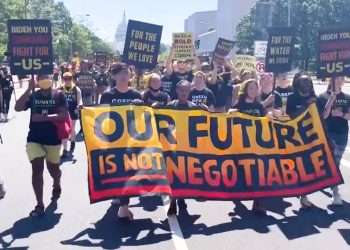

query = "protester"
[53,64,60,89]
[286,71,316,209]
[318,76,350,205]
[228,79,270,214]
[166,80,196,216]
[275,72,294,114]
[0,67,14,122]
[15,75,69,217]
[258,72,283,117]
[100,63,142,220]
[60,72,83,158]
[189,71,216,111]
[93,64,109,104]
[142,73,170,107]
[130,69,149,92]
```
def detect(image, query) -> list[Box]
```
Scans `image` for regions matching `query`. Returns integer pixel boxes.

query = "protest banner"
[317,28,350,78]
[265,27,296,73]
[7,19,53,75]
[213,38,235,60]
[82,104,342,202]
[95,52,107,65]
[122,20,162,69]
[254,40,268,58]
[173,32,193,61]
[235,55,257,71]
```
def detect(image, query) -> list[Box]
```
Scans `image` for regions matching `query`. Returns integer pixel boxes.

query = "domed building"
[113,11,128,55]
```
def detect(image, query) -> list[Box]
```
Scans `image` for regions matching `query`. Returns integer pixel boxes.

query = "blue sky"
[59,0,218,44]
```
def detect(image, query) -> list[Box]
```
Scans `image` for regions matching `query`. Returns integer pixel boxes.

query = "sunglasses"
[178,61,186,64]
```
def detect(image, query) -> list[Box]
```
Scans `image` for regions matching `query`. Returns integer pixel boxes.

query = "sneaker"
[0,178,5,199]
[167,201,177,216]
[69,141,76,153]
[118,206,133,220]
[177,199,187,210]
[111,198,120,205]
[300,195,313,209]
[332,188,343,206]
[61,150,69,159]
[252,200,267,215]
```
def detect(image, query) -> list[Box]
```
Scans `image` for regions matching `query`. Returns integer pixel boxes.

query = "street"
[0,82,350,250]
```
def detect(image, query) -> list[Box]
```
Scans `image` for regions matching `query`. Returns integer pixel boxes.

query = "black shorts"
[69,110,79,120]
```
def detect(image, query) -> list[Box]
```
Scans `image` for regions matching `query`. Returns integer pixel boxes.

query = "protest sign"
[317,28,350,78]
[254,40,268,58]
[95,52,107,65]
[82,104,342,202]
[214,38,235,59]
[173,32,193,60]
[7,19,53,75]
[265,27,295,73]
[235,55,257,71]
[123,20,162,69]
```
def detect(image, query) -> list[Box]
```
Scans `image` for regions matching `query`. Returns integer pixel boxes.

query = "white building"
[113,11,128,54]
[185,0,258,55]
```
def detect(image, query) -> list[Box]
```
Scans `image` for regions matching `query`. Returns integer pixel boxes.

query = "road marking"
[162,196,188,250]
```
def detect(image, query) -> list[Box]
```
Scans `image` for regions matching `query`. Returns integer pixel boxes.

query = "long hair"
[237,79,259,105]
[291,71,316,97]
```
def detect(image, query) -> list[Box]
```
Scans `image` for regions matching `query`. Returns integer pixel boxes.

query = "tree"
[236,0,350,70]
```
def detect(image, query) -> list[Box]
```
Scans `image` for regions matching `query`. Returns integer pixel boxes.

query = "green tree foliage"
[0,0,112,62]
[236,0,350,70]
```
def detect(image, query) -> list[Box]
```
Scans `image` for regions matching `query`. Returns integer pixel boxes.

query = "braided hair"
[291,71,316,97]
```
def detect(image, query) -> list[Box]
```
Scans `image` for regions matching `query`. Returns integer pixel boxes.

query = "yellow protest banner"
[235,55,257,71]
[173,32,194,60]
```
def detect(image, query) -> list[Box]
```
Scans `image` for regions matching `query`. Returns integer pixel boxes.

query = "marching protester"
[142,73,170,107]
[228,79,270,214]
[318,76,350,205]
[258,72,283,117]
[275,72,294,114]
[189,71,216,111]
[59,72,83,158]
[0,67,14,123]
[15,75,69,217]
[286,71,317,209]
[53,64,60,89]
[166,80,197,216]
[93,64,110,104]
[100,63,142,220]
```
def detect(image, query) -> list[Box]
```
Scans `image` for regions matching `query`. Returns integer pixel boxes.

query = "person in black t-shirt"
[228,79,267,214]
[93,64,109,104]
[142,73,170,107]
[189,71,216,111]
[318,77,350,206]
[275,72,294,114]
[99,63,142,220]
[0,67,14,122]
[165,44,202,100]
[75,60,96,105]
[59,72,83,158]
[15,75,69,217]
[166,80,196,216]
[285,71,316,209]
[258,73,283,117]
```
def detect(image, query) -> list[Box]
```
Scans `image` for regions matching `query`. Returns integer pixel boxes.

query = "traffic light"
[195,40,200,50]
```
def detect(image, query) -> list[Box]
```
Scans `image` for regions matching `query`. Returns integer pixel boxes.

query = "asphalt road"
[0,82,350,250]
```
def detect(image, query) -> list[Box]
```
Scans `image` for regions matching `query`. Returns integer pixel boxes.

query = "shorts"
[26,142,62,164]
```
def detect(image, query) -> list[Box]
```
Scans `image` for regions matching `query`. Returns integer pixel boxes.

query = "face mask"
[38,79,53,89]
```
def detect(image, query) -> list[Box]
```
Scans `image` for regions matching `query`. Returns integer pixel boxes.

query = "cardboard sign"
[7,19,53,75]
[214,38,235,58]
[95,52,107,65]
[123,20,163,69]
[173,32,193,60]
[265,27,295,73]
[254,40,268,58]
[235,55,257,71]
[317,28,350,78]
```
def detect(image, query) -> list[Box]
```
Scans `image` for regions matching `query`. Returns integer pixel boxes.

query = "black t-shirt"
[207,73,233,108]
[100,88,142,105]
[170,70,193,99]
[189,88,216,107]
[142,90,169,107]
[275,85,294,108]
[161,74,174,99]
[318,91,350,134]
[75,71,95,95]
[26,90,68,145]
[59,85,78,119]
[260,91,283,109]
[0,75,13,93]
[285,93,312,116]
[233,102,265,117]
[166,100,197,109]
[94,71,109,86]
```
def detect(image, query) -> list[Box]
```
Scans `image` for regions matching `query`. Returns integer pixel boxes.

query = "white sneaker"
[111,198,120,205]
[332,189,343,206]
[118,206,133,220]
[0,178,5,199]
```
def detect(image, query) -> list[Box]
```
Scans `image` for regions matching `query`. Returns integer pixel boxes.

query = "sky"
[59,0,218,45]
[59,0,217,45]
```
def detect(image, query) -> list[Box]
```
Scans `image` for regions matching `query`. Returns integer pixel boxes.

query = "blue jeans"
[329,132,348,169]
